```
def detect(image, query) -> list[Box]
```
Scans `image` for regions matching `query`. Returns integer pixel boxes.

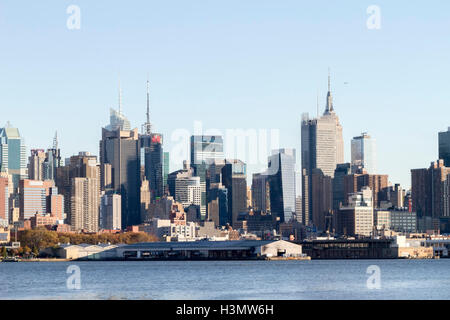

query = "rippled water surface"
[1,259,449,300]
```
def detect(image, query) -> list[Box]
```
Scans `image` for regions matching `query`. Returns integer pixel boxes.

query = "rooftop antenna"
[53,131,58,150]
[328,67,331,93]
[118,77,122,115]
[143,74,152,135]
[316,90,319,118]
[325,67,334,113]
[146,75,151,134]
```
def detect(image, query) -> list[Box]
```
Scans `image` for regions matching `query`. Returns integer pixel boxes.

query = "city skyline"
[0,72,447,191]
[2,1,450,190]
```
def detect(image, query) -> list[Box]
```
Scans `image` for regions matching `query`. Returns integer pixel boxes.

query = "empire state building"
[301,72,344,226]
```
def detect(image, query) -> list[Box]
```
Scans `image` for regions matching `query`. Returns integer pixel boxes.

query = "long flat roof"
[120,240,285,250]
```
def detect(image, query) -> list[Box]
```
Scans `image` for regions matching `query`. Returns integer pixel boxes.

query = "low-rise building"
[0,227,10,244]
[52,243,120,260]
[375,209,417,233]
[116,240,303,260]
[30,214,57,229]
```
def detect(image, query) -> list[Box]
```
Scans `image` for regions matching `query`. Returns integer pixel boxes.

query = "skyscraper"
[63,153,100,230]
[351,132,376,174]
[19,179,55,221]
[411,160,450,221]
[29,145,62,182]
[100,193,121,230]
[301,72,344,226]
[311,168,333,232]
[175,176,202,209]
[0,177,8,226]
[167,168,193,198]
[439,127,450,167]
[0,123,27,190]
[71,177,100,232]
[343,172,389,208]
[190,135,224,220]
[208,182,229,227]
[268,148,296,223]
[141,133,164,201]
[28,149,46,181]
[100,128,141,229]
[56,152,98,220]
[251,172,270,213]
[221,159,247,226]
[140,178,151,222]
[333,163,352,212]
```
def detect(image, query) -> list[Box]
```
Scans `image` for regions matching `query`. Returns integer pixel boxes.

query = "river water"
[1,259,448,300]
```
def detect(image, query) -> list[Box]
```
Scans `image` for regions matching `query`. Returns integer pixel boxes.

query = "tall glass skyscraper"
[268,148,296,223]
[439,127,450,167]
[0,123,27,191]
[351,132,376,174]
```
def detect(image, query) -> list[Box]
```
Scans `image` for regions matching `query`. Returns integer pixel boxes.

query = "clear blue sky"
[1,0,449,190]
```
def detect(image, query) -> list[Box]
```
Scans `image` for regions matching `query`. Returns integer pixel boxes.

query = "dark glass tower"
[268,149,296,223]
[221,159,247,226]
[141,133,164,202]
[100,128,141,228]
[439,127,450,167]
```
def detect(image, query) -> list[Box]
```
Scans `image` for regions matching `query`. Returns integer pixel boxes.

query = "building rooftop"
[0,126,21,139]
[121,240,281,250]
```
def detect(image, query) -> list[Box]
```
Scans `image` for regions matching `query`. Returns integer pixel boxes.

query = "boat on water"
[1,257,19,262]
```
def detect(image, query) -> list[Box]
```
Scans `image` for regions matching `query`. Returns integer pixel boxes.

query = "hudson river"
[1,260,449,300]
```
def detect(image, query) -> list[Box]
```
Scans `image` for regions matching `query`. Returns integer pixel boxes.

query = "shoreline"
[2,256,442,262]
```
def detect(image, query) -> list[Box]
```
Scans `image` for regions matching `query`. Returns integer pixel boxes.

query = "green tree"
[1,246,6,258]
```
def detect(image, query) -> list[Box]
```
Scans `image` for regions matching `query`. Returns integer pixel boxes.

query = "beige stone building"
[71,177,100,232]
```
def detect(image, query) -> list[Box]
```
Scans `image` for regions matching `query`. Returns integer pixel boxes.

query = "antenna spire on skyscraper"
[317,90,319,118]
[328,67,331,92]
[53,131,58,150]
[325,67,334,114]
[118,77,123,115]
[142,75,152,135]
